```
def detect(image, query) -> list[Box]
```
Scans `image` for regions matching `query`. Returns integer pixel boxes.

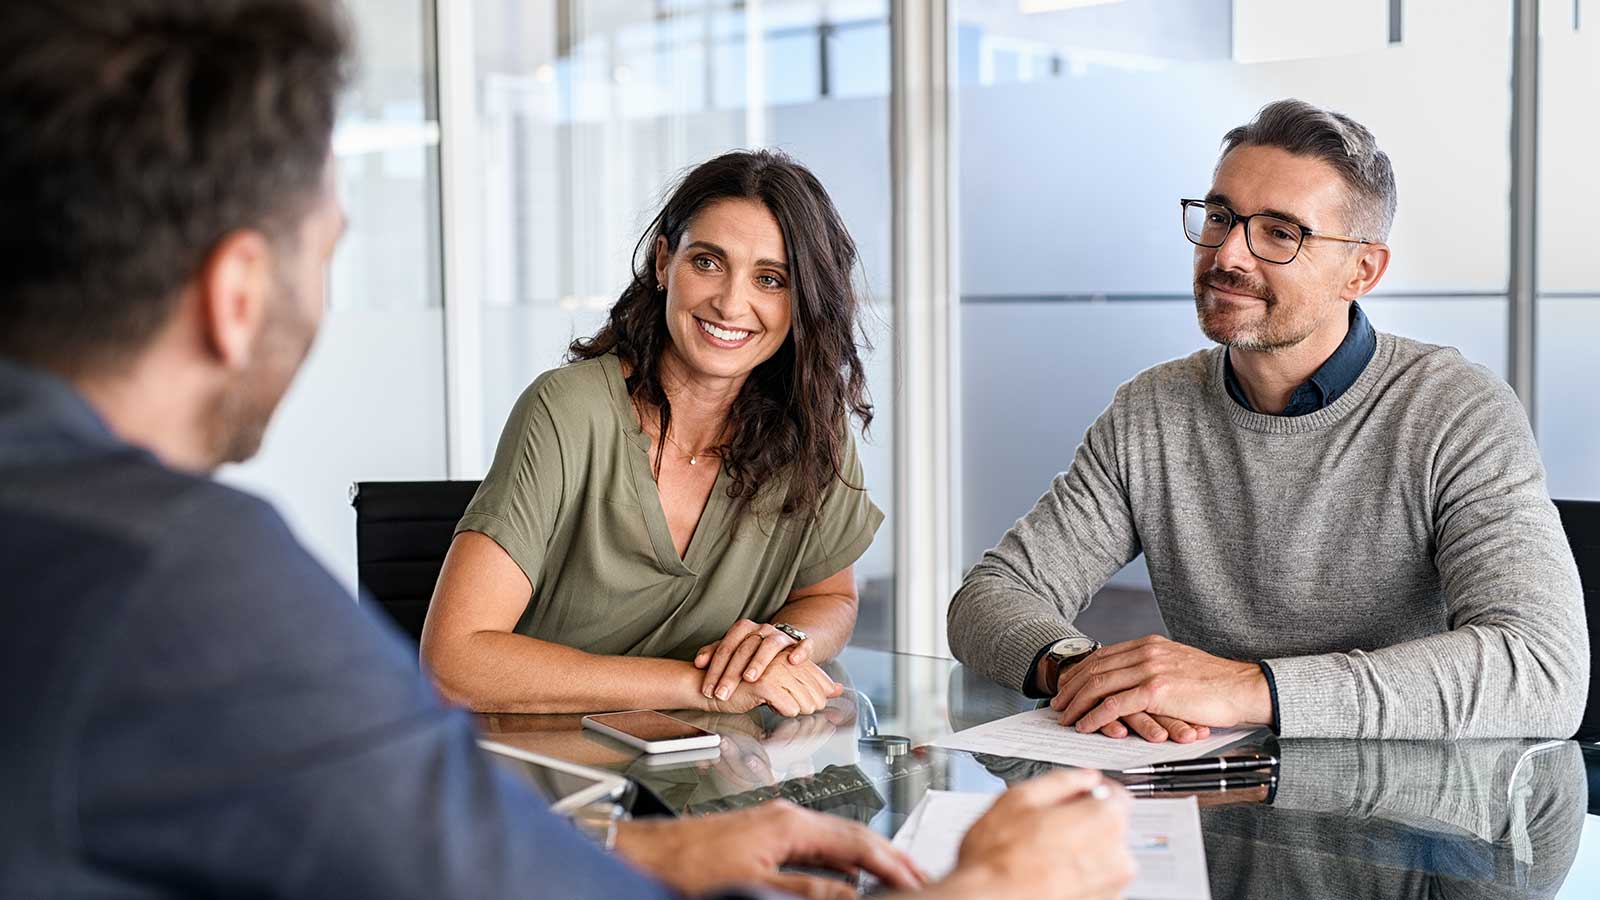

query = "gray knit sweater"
[948,332,1588,739]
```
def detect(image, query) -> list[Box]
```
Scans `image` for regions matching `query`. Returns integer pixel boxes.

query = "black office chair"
[1555,499,1600,743]
[350,480,481,643]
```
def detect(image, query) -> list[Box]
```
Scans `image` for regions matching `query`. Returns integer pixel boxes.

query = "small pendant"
[689,456,698,466]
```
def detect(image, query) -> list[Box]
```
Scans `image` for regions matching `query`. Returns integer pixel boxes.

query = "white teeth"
[699,319,751,342]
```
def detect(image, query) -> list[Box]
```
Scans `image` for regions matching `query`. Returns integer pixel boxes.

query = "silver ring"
[771,622,808,644]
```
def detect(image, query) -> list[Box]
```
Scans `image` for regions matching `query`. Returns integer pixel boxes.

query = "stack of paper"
[893,790,1212,900]
[931,707,1257,769]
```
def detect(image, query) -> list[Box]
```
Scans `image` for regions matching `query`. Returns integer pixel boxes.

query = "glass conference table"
[476,647,1600,899]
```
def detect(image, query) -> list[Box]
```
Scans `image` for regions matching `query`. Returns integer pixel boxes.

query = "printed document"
[931,706,1258,769]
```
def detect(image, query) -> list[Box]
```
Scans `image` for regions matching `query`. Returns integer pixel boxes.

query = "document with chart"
[893,791,1211,900]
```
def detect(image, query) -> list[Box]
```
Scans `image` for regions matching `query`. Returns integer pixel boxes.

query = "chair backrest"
[350,480,480,642]
[1555,499,1600,742]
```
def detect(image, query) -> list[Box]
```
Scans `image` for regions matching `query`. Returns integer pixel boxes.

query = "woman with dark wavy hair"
[420,150,881,716]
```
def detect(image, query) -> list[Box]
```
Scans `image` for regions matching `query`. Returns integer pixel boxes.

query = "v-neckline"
[603,354,733,575]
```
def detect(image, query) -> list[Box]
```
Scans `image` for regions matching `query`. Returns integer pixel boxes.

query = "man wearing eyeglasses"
[949,99,1587,742]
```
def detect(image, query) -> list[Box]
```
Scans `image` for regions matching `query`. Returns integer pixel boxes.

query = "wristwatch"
[772,622,808,644]
[1043,636,1101,689]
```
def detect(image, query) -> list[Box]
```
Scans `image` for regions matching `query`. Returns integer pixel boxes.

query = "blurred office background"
[220,0,1598,660]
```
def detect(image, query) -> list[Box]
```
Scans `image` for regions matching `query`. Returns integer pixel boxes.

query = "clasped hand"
[694,618,841,717]
[1049,635,1270,740]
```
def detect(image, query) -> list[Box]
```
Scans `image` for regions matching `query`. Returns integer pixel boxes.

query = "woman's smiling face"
[655,197,794,383]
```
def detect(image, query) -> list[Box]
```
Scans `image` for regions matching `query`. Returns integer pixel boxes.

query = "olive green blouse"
[456,354,883,662]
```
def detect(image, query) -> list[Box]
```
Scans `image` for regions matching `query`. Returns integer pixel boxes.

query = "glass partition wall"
[1537,3,1600,501]
[223,0,1597,646]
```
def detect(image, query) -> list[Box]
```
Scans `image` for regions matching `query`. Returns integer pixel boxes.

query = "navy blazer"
[0,358,685,899]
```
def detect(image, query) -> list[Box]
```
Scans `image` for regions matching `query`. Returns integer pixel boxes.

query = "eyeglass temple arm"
[1307,229,1373,246]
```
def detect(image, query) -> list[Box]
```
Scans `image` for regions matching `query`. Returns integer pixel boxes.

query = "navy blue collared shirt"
[0,358,693,899]
[1224,302,1376,416]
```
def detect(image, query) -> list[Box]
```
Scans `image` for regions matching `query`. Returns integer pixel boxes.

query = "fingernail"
[745,670,757,680]
[1090,784,1112,800]
[717,687,731,700]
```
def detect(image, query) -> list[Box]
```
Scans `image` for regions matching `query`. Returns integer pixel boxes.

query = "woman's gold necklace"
[632,399,721,466]
[661,428,717,466]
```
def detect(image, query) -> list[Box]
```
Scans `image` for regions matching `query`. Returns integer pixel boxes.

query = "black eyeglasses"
[1180,199,1372,265]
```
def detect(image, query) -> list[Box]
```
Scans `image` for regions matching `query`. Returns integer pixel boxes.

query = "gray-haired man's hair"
[1220,99,1397,243]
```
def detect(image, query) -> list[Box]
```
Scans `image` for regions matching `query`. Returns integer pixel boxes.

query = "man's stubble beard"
[207,276,318,467]
[1193,268,1318,353]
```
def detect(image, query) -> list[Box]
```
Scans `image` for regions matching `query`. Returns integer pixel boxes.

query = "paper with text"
[932,706,1257,769]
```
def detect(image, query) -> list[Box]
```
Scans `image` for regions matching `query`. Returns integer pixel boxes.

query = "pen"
[1120,753,1278,776]
[1126,773,1277,794]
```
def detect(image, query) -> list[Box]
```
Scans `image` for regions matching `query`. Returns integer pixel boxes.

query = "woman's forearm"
[427,631,707,714]
[769,593,857,663]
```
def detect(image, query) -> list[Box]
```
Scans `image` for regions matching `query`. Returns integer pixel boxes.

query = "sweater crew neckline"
[1210,332,1396,435]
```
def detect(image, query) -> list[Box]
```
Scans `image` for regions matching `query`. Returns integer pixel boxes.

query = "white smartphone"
[582,709,723,754]
[639,745,724,768]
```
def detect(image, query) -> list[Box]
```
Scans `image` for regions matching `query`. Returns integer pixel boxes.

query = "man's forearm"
[949,573,1082,693]
[1266,622,1587,739]
[947,438,1138,692]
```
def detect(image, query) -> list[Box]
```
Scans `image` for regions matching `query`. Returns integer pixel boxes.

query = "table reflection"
[1204,740,1586,898]
[474,647,1592,897]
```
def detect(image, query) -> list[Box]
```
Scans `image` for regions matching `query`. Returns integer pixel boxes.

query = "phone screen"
[590,711,713,742]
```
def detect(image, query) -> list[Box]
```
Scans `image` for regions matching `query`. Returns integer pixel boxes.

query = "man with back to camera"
[949,99,1587,743]
[0,2,1139,898]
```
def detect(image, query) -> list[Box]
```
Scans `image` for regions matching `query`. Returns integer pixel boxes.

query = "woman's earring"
[656,283,666,293]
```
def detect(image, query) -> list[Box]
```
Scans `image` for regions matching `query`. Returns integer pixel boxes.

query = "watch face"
[1050,637,1098,658]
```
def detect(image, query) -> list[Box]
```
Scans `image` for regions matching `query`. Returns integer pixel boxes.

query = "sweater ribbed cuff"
[1257,661,1281,735]
[991,618,1081,695]
[1261,652,1361,739]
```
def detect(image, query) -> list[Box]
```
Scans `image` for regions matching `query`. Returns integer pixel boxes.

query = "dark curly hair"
[569,149,873,520]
